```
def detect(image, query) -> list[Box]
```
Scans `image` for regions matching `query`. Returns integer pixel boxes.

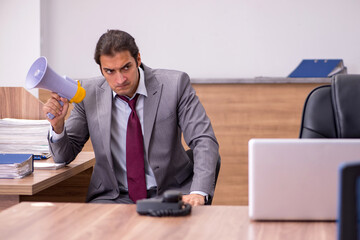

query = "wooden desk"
[0,204,336,240]
[0,152,95,211]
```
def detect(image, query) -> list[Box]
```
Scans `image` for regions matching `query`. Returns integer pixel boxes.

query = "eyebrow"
[120,62,132,70]
[102,62,132,72]
[103,67,114,71]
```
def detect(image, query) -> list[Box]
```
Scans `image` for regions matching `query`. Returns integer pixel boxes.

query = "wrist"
[52,123,64,134]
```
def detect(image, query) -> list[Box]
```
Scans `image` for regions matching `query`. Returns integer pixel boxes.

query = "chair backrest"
[299,74,360,138]
[338,162,360,240]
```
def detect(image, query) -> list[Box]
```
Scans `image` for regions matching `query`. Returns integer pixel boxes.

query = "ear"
[137,53,142,67]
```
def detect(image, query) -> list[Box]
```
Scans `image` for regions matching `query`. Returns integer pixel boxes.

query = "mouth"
[115,82,129,88]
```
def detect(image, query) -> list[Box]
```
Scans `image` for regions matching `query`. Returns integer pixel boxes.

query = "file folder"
[0,153,34,178]
[288,59,347,78]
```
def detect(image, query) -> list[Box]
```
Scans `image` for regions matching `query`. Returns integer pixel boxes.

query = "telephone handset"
[136,190,192,217]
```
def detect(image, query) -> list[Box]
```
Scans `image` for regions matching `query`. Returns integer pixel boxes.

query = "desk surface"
[0,152,95,195]
[0,203,336,240]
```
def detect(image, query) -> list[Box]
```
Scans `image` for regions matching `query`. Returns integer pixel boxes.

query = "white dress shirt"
[110,67,157,191]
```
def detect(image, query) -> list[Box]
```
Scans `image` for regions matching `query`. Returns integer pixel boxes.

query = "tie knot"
[118,94,139,110]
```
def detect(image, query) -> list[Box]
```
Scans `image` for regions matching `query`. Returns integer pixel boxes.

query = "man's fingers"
[43,99,62,117]
[182,194,205,206]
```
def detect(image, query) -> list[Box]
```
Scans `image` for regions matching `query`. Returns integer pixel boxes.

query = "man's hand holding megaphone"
[25,56,86,133]
[43,92,70,134]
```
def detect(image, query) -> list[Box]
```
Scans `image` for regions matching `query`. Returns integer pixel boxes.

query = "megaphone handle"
[46,100,64,120]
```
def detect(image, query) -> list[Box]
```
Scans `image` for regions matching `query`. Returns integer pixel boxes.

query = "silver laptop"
[248,138,360,221]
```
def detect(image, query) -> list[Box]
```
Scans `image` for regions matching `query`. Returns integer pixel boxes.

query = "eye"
[105,69,113,74]
[121,64,131,72]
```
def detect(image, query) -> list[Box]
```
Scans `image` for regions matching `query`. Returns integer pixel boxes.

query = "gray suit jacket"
[49,64,219,202]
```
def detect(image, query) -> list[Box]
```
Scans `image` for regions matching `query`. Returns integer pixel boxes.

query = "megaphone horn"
[25,56,86,119]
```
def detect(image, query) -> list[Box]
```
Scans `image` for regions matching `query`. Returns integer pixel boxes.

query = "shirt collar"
[112,67,147,99]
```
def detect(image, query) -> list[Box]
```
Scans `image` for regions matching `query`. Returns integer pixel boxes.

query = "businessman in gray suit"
[44,30,219,206]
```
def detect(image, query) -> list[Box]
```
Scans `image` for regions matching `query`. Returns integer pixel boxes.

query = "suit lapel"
[96,79,114,169]
[143,64,163,160]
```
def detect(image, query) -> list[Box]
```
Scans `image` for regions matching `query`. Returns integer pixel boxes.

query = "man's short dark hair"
[94,30,139,66]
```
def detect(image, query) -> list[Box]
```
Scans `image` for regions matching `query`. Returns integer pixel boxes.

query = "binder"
[288,59,347,78]
[0,153,34,178]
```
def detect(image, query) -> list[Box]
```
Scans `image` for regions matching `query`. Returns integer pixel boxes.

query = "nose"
[114,72,126,83]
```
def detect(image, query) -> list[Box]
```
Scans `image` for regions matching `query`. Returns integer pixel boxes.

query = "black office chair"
[299,74,360,138]
[186,149,221,205]
[338,162,360,240]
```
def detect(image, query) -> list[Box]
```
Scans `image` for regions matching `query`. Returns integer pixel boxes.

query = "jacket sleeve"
[176,72,220,196]
[48,98,90,164]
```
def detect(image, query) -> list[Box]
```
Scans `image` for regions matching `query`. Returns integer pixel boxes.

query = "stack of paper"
[0,153,34,178]
[0,118,50,157]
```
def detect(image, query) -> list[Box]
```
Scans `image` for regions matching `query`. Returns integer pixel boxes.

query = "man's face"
[100,51,141,97]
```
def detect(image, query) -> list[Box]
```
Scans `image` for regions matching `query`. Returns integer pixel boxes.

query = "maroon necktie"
[118,94,147,202]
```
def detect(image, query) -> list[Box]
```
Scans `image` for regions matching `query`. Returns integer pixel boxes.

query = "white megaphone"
[25,56,86,119]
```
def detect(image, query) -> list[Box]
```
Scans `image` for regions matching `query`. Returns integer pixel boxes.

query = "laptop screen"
[249,138,360,221]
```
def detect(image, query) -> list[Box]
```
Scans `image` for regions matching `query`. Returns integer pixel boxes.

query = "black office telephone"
[136,190,192,217]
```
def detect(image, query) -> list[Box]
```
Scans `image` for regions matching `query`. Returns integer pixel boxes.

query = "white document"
[34,162,65,170]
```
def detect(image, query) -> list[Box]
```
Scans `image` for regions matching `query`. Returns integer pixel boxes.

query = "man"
[44,30,219,206]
